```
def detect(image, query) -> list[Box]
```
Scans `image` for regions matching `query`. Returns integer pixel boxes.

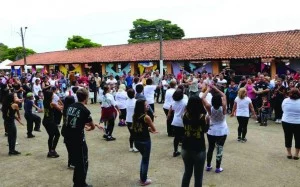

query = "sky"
[1,0,300,53]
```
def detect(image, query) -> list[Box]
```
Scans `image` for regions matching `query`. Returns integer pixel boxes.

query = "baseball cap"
[27,92,33,97]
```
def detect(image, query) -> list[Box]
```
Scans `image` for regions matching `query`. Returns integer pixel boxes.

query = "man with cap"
[24,92,42,138]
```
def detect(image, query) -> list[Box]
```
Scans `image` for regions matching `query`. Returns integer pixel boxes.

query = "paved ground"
[0,103,300,187]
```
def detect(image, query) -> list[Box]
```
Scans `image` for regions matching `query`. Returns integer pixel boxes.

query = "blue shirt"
[125,76,133,87]
[228,86,238,99]
[24,99,33,115]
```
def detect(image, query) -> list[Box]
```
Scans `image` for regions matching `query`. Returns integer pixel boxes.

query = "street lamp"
[20,27,28,73]
[156,25,164,77]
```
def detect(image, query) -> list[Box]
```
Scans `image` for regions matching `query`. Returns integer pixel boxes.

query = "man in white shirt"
[106,75,117,91]
[188,74,199,97]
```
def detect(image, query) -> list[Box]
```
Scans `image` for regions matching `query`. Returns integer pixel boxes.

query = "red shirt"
[177,72,183,81]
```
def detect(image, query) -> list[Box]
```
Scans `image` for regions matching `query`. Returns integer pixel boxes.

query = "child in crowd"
[259,96,270,126]
[24,92,42,138]
[227,81,238,113]
[125,89,138,152]
[37,91,44,111]
[115,84,128,126]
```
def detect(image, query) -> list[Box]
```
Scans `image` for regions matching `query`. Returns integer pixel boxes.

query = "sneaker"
[129,148,134,152]
[27,134,36,138]
[68,164,75,169]
[275,119,279,123]
[173,151,181,157]
[215,168,224,173]
[106,136,116,141]
[278,119,282,123]
[256,121,259,123]
[47,151,60,158]
[103,134,108,139]
[4,132,8,137]
[241,138,247,143]
[140,179,152,186]
[206,165,213,171]
[133,147,139,152]
[237,137,241,142]
[9,150,21,156]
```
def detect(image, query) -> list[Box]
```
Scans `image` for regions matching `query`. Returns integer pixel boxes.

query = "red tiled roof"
[9,29,300,66]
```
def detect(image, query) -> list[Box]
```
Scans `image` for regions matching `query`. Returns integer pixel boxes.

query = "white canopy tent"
[0,59,43,71]
[0,59,13,70]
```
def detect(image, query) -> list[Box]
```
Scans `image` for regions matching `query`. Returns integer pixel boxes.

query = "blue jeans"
[37,100,43,109]
[181,149,206,187]
[134,140,151,182]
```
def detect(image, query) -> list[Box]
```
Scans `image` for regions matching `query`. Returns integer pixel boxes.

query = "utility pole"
[156,25,164,78]
[20,27,28,73]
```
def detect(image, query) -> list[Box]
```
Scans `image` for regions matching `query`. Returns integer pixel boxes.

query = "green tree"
[0,43,9,61]
[4,47,36,61]
[66,35,101,50]
[128,19,185,44]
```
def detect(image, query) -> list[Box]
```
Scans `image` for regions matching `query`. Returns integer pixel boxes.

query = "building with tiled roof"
[9,29,300,78]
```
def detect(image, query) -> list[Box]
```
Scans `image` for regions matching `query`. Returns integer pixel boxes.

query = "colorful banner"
[105,63,130,76]
[59,65,68,76]
[138,62,157,74]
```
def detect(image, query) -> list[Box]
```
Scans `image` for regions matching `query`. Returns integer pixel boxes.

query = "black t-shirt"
[12,83,21,93]
[22,84,31,98]
[254,81,269,98]
[132,114,150,142]
[182,113,206,152]
[64,102,92,143]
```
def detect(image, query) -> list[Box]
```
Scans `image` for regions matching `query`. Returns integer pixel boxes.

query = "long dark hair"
[212,95,222,110]
[186,96,206,120]
[2,92,15,118]
[132,99,146,127]
[103,85,110,95]
[63,96,75,115]
[43,90,53,106]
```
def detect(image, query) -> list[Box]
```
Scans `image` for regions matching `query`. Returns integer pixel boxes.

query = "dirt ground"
[0,103,300,187]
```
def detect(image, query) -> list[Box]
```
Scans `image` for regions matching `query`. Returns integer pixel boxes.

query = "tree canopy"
[66,35,101,50]
[128,19,185,44]
[0,43,36,61]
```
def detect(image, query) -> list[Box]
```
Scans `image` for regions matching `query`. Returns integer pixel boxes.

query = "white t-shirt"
[199,92,213,105]
[163,88,176,109]
[115,91,128,109]
[171,99,187,127]
[52,93,60,105]
[162,80,169,90]
[234,97,252,117]
[33,84,42,96]
[144,85,157,104]
[282,98,300,124]
[208,107,229,136]
[132,82,142,92]
[101,93,116,108]
[50,79,57,87]
[125,98,136,123]
[106,79,117,85]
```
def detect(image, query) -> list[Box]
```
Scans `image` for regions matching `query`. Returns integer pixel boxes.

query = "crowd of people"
[1,67,300,187]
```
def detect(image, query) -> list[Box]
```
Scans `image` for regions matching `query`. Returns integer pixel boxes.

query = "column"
[270,59,276,79]
[80,63,85,75]
[166,61,172,74]
[212,60,220,75]
[130,62,136,74]
[101,63,106,76]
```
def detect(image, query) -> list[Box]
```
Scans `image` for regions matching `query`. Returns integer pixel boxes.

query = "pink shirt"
[245,84,256,99]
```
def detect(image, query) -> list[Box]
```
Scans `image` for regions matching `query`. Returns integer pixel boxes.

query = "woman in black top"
[2,92,22,155]
[181,96,208,187]
[12,77,23,109]
[42,76,51,92]
[132,99,158,186]
[89,76,97,104]
[43,90,63,158]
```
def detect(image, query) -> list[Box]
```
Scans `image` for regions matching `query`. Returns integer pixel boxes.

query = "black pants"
[163,108,174,136]
[147,104,155,122]
[237,116,249,139]
[127,122,134,148]
[3,120,8,134]
[228,98,235,112]
[274,100,283,120]
[43,120,60,152]
[161,89,166,102]
[155,88,161,103]
[105,118,115,137]
[66,140,89,187]
[173,126,184,152]
[7,122,17,152]
[53,109,63,126]
[25,113,41,135]
[282,122,300,149]
[119,109,127,120]
[255,97,263,122]
[207,135,227,168]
